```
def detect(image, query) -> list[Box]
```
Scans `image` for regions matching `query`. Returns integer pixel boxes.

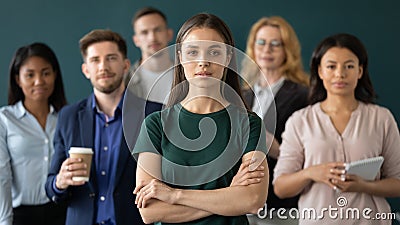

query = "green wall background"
[0,0,399,222]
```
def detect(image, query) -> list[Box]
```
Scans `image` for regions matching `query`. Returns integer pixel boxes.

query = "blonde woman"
[242,16,309,224]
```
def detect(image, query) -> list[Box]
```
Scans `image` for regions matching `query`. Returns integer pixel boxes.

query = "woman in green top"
[133,13,269,224]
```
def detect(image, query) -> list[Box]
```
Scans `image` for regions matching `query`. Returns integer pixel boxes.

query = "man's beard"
[93,76,124,94]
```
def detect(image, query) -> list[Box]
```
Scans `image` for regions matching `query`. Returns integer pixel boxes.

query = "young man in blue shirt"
[45,29,147,225]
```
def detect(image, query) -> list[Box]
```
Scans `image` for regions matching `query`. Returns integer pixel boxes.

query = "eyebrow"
[106,53,119,57]
[326,59,356,63]
[137,25,166,33]
[23,66,51,72]
[184,45,199,49]
[184,44,223,49]
[88,53,118,59]
[209,44,222,48]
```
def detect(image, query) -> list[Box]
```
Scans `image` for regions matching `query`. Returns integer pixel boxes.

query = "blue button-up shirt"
[0,101,57,225]
[92,95,123,225]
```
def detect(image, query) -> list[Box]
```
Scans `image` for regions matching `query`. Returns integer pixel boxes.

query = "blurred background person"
[241,16,309,224]
[126,6,174,109]
[274,33,400,225]
[0,42,67,225]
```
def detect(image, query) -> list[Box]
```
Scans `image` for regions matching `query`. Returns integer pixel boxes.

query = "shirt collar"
[15,100,56,119]
[253,77,285,96]
[91,92,125,114]
[15,101,26,118]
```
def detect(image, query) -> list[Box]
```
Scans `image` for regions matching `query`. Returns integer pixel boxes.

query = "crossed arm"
[134,150,268,224]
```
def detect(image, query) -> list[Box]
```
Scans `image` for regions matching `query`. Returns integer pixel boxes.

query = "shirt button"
[105,123,109,127]
[103,146,108,151]
[101,221,105,224]
[44,156,48,161]
[101,171,106,176]
[44,139,49,144]
[100,196,105,201]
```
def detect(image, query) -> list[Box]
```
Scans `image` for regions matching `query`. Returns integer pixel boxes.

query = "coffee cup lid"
[69,147,93,154]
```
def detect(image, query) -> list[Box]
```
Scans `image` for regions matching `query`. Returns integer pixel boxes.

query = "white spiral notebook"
[345,156,384,180]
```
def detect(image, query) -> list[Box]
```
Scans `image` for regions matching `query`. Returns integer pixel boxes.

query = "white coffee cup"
[69,147,93,182]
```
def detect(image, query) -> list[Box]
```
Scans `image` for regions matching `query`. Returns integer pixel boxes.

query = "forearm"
[175,184,266,216]
[362,178,400,197]
[268,140,280,159]
[139,199,212,224]
[174,160,268,216]
[274,169,312,198]
[0,182,12,225]
[266,132,280,159]
[136,152,211,223]
[45,142,68,202]
[0,146,13,225]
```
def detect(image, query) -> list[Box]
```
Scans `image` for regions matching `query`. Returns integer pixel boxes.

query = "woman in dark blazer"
[241,16,309,224]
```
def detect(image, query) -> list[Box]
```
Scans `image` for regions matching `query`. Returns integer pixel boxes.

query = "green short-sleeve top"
[133,103,268,225]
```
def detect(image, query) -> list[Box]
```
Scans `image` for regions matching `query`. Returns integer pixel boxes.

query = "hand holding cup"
[55,147,93,190]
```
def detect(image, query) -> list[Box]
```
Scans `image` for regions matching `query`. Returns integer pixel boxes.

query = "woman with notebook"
[274,33,400,225]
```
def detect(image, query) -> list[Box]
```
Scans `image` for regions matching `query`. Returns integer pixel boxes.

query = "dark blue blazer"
[45,91,159,225]
[243,80,309,209]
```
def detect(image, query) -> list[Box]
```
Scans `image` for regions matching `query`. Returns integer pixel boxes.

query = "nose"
[197,60,210,67]
[195,51,210,67]
[335,67,345,78]
[263,44,272,53]
[265,43,277,53]
[98,59,109,71]
[148,31,156,41]
[34,74,45,85]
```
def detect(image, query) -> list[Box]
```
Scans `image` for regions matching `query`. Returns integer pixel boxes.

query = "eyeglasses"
[255,39,283,51]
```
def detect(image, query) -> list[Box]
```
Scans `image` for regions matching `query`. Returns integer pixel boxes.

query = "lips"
[261,56,274,61]
[195,71,212,77]
[332,81,347,88]
[33,88,47,94]
[98,74,114,80]
[149,43,161,50]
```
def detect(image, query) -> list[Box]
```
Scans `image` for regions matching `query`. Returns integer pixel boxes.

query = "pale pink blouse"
[274,102,400,225]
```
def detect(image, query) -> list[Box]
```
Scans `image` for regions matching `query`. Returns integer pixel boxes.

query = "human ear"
[133,35,140,47]
[318,65,323,80]
[123,59,131,74]
[82,63,90,79]
[177,50,182,63]
[15,75,21,87]
[225,51,232,66]
[167,29,173,42]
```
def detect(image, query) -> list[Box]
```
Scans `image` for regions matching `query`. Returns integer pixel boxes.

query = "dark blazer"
[243,80,309,209]
[45,91,155,225]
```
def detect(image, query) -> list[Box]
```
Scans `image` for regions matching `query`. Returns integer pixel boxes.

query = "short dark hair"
[79,29,128,60]
[309,33,376,104]
[8,42,67,111]
[132,7,167,27]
